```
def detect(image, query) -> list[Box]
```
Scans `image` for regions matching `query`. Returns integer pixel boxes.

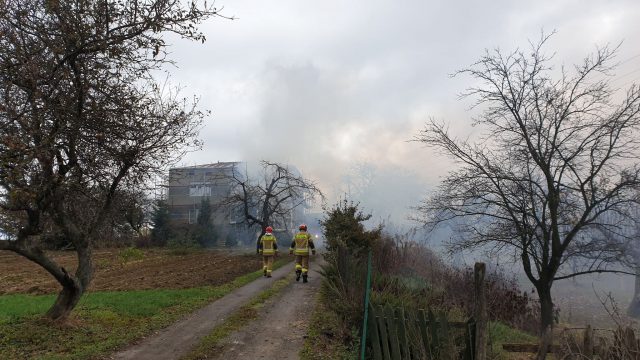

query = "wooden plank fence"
[365,262,488,360]
[503,325,640,359]
[368,303,476,360]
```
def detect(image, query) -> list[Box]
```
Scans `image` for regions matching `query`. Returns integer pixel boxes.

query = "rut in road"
[206,260,322,360]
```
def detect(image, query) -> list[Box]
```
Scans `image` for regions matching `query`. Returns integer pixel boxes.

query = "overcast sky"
[163,0,640,224]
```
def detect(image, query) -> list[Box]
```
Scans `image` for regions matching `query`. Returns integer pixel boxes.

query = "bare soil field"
[0,248,262,295]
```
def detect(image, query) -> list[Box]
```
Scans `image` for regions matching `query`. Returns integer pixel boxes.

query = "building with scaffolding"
[166,161,311,246]
[167,162,252,246]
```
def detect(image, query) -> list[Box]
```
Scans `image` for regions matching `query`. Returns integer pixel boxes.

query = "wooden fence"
[368,303,476,360]
[503,325,640,359]
[365,262,488,360]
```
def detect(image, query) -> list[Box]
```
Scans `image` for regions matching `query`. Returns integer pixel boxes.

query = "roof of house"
[170,162,240,171]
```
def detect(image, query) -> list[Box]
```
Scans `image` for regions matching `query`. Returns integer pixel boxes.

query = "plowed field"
[0,248,262,295]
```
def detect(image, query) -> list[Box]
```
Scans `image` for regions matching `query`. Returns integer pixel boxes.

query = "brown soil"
[0,248,262,295]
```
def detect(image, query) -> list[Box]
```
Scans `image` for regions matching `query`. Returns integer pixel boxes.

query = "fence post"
[583,324,594,357]
[360,249,373,360]
[474,262,487,360]
[369,303,383,360]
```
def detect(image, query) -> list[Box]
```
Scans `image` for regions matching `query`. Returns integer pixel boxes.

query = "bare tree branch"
[0,0,218,321]
[218,161,324,242]
[415,33,640,357]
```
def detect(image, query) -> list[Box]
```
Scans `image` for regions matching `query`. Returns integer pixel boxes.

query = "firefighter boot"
[267,270,272,278]
[302,273,308,283]
[263,266,267,277]
[296,269,302,282]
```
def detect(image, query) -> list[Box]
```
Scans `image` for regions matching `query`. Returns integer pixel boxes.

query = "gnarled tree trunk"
[10,242,94,322]
[46,278,83,321]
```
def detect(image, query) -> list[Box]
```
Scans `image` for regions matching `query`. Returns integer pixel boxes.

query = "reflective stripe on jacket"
[291,232,311,255]
[260,234,277,255]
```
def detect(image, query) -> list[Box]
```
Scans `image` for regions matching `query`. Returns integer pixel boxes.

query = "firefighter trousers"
[294,255,310,274]
[262,255,274,275]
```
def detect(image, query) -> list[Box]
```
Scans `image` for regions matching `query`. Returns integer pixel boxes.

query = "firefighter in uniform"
[289,224,316,283]
[257,226,278,277]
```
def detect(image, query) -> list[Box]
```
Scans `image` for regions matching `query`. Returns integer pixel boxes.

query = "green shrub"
[320,199,382,257]
[118,247,144,264]
[168,238,200,248]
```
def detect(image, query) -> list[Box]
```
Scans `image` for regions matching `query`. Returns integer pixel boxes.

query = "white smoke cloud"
[165,0,640,226]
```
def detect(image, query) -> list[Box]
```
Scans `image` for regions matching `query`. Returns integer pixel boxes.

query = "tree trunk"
[11,241,93,322]
[256,229,265,246]
[46,280,83,322]
[46,247,92,322]
[627,265,640,318]
[46,243,92,322]
[536,286,554,360]
[474,263,487,360]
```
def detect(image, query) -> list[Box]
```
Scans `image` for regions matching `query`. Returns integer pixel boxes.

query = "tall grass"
[315,201,539,359]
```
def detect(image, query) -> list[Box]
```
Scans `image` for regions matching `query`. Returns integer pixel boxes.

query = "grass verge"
[0,259,290,360]
[488,321,538,359]
[298,299,536,360]
[299,291,359,360]
[181,273,294,360]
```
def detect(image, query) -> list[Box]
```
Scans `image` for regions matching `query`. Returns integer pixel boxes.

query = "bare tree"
[0,0,223,321]
[416,34,640,358]
[220,161,323,243]
[591,208,640,318]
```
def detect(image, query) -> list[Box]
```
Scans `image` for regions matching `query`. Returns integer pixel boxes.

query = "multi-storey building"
[166,161,309,246]
[167,162,252,246]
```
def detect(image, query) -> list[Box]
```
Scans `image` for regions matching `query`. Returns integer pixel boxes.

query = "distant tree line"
[148,197,217,248]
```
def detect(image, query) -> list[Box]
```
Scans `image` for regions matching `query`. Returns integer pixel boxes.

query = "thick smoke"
[167,0,640,228]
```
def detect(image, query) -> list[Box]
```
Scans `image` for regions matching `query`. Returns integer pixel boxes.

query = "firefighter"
[257,226,278,277]
[289,224,316,283]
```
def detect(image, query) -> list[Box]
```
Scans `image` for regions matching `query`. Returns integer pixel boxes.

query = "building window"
[189,185,212,197]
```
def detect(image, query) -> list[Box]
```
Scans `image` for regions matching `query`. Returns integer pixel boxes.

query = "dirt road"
[111,262,296,360]
[208,261,321,360]
[111,259,322,360]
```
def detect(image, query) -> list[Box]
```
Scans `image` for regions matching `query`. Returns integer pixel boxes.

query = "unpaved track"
[111,262,293,360]
[209,260,322,360]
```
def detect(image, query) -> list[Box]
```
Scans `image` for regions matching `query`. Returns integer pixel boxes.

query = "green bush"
[320,199,381,257]
[118,247,144,264]
[167,224,201,249]
[319,249,368,329]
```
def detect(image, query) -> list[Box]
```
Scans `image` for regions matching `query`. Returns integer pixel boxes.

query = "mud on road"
[0,248,262,295]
